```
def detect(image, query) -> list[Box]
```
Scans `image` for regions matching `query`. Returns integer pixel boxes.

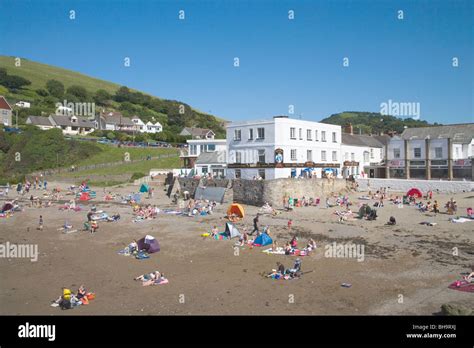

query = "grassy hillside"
[0,126,180,184]
[73,144,178,167]
[0,56,121,96]
[321,112,439,135]
[0,55,226,139]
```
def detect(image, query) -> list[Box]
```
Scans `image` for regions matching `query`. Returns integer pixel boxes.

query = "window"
[332,132,337,143]
[257,127,265,139]
[435,147,442,158]
[363,151,369,162]
[234,129,241,141]
[315,130,318,141]
[291,149,297,161]
[307,129,312,141]
[321,150,327,161]
[190,145,197,155]
[290,127,296,139]
[248,129,253,140]
[258,169,265,179]
[299,128,303,140]
[351,153,355,161]
[235,151,242,163]
[332,151,337,161]
[257,149,265,163]
[345,152,349,160]
[455,147,460,157]
[370,149,374,159]
[235,169,241,179]
[414,148,421,158]
[393,148,400,159]
[307,150,312,162]
[207,144,216,152]
[202,167,208,174]
[200,145,205,153]
[321,131,326,142]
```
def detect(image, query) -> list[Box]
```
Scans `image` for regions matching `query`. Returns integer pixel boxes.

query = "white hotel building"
[226,116,342,180]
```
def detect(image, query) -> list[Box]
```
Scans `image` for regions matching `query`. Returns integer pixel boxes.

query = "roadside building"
[386,124,474,180]
[180,138,227,176]
[341,124,389,178]
[180,127,215,139]
[226,116,341,180]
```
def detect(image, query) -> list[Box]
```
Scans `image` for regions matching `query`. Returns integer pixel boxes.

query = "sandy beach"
[0,179,473,315]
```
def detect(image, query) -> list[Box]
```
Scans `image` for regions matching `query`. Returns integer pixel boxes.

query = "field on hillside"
[0,56,121,96]
[73,144,179,166]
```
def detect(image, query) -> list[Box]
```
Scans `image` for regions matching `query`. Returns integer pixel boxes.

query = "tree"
[66,85,89,101]
[0,73,31,91]
[114,86,132,102]
[46,80,65,98]
[94,89,111,106]
[36,88,49,97]
[106,132,116,140]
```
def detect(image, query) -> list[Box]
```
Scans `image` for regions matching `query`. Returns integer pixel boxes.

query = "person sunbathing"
[135,271,160,281]
[463,272,474,282]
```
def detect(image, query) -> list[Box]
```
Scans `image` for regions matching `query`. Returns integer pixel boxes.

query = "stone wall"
[356,178,474,194]
[233,178,349,206]
[177,177,231,197]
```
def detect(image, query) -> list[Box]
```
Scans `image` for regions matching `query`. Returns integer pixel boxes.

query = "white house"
[341,125,389,178]
[226,116,342,180]
[180,138,227,177]
[180,127,215,139]
[100,112,135,132]
[145,121,162,134]
[130,116,163,134]
[26,114,96,135]
[386,124,474,180]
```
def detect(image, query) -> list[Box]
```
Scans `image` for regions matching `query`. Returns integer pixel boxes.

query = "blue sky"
[0,0,472,123]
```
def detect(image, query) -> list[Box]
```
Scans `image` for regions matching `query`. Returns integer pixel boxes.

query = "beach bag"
[59,299,72,310]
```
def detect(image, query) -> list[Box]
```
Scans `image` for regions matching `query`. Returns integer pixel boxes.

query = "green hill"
[321,111,441,135]
[0,55,225,139]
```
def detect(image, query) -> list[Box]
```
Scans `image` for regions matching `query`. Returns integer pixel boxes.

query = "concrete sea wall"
[356,178,474,194]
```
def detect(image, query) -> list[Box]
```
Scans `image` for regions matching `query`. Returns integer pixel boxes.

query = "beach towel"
[213,232,229,240]
[118,247,131,256]
[420,221,437,226]
[450,217,474,223]
[135,251,150,260]
[142,277,169,286]
[448,280,474,293]
[262,248,286,255]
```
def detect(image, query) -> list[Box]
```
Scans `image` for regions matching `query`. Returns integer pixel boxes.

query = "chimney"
[343,123,353,135]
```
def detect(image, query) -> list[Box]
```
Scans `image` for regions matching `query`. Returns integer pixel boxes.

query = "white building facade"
[386,124,474,180]
[180,139,227,177]
[226,116,342,180]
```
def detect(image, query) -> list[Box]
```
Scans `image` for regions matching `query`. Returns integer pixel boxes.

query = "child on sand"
[287,219,293,232]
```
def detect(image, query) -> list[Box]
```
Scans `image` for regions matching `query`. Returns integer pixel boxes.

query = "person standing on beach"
[38,215,44,231]
[249,214,259,236]
[287,219,293,232]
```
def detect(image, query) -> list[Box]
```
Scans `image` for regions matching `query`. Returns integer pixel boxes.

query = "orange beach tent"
[227,203,245,221]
